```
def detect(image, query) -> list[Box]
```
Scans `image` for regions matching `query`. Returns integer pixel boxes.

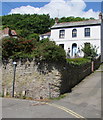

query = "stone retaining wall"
[2,60,62,99]
[2,57,101,99]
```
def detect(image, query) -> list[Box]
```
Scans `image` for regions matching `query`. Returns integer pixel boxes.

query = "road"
[1,65,102,119]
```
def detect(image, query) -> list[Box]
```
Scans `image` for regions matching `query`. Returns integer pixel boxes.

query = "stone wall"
[2,60,62,99]
[2,57,101,99]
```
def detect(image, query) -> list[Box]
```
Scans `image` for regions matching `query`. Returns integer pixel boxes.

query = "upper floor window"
[85,28,90,37]
[59,30,65,38]
[72,29,77,37]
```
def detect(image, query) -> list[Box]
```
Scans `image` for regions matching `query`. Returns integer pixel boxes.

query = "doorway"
[72,43,77,57]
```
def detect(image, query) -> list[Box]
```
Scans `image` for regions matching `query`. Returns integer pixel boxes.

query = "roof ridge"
[51,19,101,28]
[57,19,99,25]
[41,31,51,35]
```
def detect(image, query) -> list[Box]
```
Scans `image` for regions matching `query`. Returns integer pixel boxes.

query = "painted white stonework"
[40,32,51,40]
[40,35,50,40]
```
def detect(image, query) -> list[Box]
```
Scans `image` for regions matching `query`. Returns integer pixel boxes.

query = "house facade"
[50,13,103,58]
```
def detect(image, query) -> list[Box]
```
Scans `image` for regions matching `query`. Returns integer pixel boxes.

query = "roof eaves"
[41,32,51,36]
[51,19,101,29]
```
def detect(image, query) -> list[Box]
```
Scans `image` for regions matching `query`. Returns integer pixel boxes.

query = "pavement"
[1,64,102,119]
[53,64,102,118]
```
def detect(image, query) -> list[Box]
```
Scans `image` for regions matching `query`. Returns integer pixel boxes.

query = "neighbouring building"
[0,27,17,39]
[50,13,103,59]
[40,32,51,40]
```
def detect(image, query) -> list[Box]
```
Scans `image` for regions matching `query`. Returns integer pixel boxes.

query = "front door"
[72,43,77,57]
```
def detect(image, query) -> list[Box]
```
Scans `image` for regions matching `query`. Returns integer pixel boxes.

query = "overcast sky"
[2,0,102,19]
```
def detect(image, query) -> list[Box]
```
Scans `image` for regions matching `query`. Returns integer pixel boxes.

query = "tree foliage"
[2,38,66,62]
[2,37,38,59]
[34,39,66,62]
[2,14,55,38]
[58,16,94,23]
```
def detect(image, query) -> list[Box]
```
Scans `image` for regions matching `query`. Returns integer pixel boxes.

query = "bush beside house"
[2,38,66,63]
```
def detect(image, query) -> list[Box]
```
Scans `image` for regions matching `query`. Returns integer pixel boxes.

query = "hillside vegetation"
[2,14,54,38]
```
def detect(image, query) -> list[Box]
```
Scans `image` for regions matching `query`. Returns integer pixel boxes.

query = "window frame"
[72,29,77,38]
[85,28,90,37]
[59,30,65,39]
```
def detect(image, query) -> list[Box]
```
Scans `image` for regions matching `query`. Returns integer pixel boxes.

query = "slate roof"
[51,19,101,29]
[11,30,17,36]
[2,27,17,36]
[41,32,51,36]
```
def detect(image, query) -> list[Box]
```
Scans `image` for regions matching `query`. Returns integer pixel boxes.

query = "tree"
[27,33,39,41]
[2,37,66,62]
[81,43,98,59]
[58,16,90,23]
[2,38,19,60]
[2,14,55,38]
[2,37,37,60]
[34,38,66,62]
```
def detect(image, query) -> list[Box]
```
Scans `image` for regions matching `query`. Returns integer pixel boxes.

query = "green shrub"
[34,39,66,62]
[2,38,66,62]
[67,58,90,65]
[26,33,39,41]
[81,43,98,59]
[0,93,4,97]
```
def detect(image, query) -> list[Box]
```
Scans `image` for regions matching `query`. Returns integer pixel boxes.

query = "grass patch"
[49,94,67,100]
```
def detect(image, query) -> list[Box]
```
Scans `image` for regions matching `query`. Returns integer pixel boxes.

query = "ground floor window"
[59,44,64,49]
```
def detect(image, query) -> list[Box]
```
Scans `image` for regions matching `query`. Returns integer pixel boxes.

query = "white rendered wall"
[50,25,101,57]
[40,35,50,40]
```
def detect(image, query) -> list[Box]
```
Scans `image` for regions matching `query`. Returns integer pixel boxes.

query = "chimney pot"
[55,17,59,24]
[99,12,102,19]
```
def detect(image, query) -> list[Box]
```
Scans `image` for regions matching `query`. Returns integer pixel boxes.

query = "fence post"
[91,61,94,72]
[4,88,7,96]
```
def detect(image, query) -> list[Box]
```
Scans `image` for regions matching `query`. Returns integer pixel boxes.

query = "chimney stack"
[55,17,59,24]
[99,12,102,20]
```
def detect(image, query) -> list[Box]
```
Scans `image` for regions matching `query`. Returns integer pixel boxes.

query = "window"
[59,44,64,49]
[85,28,90,37]
[59,30,65,38]
[72,29,77,37]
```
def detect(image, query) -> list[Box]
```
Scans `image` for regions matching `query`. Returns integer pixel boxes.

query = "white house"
[50,13,103,58]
